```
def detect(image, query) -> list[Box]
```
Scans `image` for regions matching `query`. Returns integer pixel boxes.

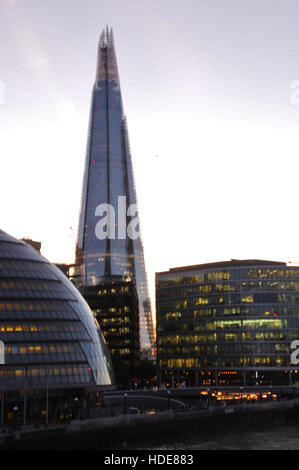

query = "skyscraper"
[74,27,155,358]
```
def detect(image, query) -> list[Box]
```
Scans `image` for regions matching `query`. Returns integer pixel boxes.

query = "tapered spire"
[96,29,106,82]
[95,27,120,86]
[76,26,156,358]
[106,28,120,85]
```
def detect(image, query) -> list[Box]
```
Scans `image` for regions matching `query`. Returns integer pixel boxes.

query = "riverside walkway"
[0,398,298,449]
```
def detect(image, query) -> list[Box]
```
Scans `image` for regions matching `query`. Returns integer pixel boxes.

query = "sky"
[2,0,299,318]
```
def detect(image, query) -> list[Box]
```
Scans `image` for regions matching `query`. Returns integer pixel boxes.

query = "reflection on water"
[141,425,299,450]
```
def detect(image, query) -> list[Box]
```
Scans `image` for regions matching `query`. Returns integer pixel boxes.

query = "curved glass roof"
[0,229,115,390]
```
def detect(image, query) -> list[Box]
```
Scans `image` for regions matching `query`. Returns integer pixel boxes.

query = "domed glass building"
[0,229,115,425]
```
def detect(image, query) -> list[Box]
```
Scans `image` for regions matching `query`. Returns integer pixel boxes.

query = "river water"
[139,425,299,450]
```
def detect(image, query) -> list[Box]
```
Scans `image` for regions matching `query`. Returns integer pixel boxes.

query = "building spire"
[95,26,120,86]
[106,27,120,86]
[96,29,106,82]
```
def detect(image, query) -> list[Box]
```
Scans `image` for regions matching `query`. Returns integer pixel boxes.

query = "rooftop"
[157,259,287,275]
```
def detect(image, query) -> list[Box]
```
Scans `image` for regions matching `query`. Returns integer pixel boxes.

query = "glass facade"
[156,260,299,386]
[75,28,155,357]
[83,276,140,387]
[0,229,114,391]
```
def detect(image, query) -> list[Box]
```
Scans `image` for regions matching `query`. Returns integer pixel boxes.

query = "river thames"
[139,425,299,450]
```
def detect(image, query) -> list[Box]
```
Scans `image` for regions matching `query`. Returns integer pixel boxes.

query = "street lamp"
[13,406,18,429]
[45,367,49,427]
[0,341,5,429]
[23,365,27,427]
[167,390,171,410]
[124,393,128,414]
[74,397,79,419]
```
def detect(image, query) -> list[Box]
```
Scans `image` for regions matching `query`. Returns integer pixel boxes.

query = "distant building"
[81,276,140,385]
[58,265,141,385]
[21,238,41,253]
[156,260,299,387]
[55,263,74,278]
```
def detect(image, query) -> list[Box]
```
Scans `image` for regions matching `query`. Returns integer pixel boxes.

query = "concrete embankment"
[0,400,299,449]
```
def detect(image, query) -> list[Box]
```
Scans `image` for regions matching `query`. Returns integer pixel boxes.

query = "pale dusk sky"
[2,0,299,318]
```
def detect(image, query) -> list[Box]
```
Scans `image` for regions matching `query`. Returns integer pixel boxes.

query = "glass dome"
[0,229,115,390]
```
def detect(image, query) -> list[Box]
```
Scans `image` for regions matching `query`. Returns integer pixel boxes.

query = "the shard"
[74,27,155,358]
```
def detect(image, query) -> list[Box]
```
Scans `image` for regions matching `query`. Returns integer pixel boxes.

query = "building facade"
[21,239,41,254]
[82,276,140,386]
[74,27,155,358]
[0,229,114,425]
[156,260,299,387]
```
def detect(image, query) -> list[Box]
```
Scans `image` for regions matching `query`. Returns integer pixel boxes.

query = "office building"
[156,260,299,387]
[82,275,140,386]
